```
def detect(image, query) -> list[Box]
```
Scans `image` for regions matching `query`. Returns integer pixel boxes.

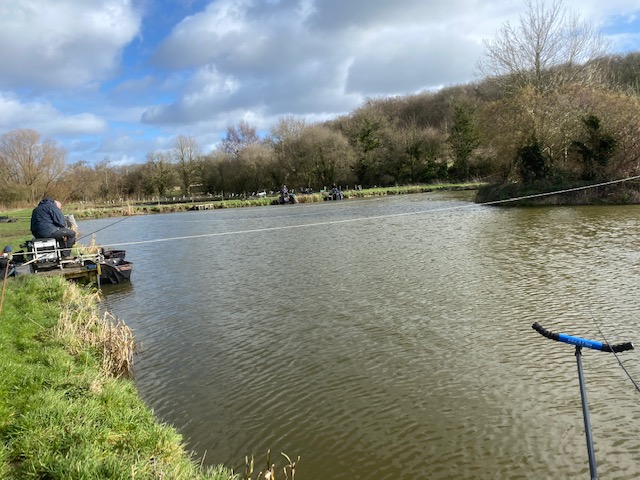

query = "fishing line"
[77,215,132,242]
[478,174,640,205]
[88,202,479,247]
[89,174,640,248]
[588,301,640,393]
[140,203,368,224]
[147,196,390,225]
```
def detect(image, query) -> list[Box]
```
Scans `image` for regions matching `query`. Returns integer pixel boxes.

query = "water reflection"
[84,195,640,479]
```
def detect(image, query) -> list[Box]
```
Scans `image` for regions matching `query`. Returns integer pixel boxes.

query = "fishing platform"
[27,261,102,284]
[9,239,132,286]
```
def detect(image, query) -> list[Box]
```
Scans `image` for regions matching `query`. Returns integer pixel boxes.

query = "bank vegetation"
[0,275,239,479]
[2,0,640,209]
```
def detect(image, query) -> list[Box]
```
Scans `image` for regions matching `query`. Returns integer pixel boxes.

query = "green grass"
[0,275,236,480]
[0,208,32,252]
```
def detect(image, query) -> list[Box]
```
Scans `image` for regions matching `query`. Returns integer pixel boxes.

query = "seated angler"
[30,197,77,258]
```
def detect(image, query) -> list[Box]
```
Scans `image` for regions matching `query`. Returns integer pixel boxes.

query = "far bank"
[476,179,640,206]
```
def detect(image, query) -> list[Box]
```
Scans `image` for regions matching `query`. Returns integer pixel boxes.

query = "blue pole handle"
[532,322,634,353]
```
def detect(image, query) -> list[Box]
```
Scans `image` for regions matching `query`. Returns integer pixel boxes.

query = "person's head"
[54,200,62,209]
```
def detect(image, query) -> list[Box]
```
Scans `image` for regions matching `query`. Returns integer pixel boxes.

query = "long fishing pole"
[76,215,132,242]
[532,322,634,480]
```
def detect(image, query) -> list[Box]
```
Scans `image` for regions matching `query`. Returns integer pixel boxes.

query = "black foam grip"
[603,342,635,353]
[532,322,560,341]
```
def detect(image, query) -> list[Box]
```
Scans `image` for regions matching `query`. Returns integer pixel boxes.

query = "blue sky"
[1,0,639,166]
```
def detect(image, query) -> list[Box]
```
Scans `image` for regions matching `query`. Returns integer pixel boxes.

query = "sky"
[1,0,640,166]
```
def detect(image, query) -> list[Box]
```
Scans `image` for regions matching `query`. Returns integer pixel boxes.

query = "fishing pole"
[532,322,634,480]
[76,215,132,242]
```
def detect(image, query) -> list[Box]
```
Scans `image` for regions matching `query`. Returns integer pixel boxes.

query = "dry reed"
[243,450,299,480]
[122,202,135,216]
[70,235,102,258]
[56,282,135,378]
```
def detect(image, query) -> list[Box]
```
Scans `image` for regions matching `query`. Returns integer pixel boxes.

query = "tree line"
[2,0,640,206]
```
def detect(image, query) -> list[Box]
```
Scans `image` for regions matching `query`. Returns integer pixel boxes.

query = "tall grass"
[294,193,324,203]
[55,283,135,378]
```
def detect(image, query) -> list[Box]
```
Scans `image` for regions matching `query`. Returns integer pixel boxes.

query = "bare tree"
[220,120,261,155]
[396,118,446,183]
[235,143,274,194]
[143,151,176,196]
[0,128,66,202]
[171,135,201,195]
[269,116,307,181]
[295,125,354,188]
[270,116,307,146]
[201,150,232,197]
[65,160,100,202]
[477,0,608,93]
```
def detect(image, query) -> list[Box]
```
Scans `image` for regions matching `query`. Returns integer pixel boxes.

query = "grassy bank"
[0,208,31,253]
[0,275,235,479]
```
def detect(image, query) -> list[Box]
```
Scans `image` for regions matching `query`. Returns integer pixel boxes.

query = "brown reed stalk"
[242,451,299,480]
[56,282,135,378]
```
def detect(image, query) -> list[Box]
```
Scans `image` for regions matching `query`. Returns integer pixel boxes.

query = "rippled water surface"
[82,192,640,479]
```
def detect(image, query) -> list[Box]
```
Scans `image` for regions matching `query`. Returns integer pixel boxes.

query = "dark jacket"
[30,198,66,238]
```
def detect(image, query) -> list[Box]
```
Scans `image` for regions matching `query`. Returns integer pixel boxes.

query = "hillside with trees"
[2,0,640,207]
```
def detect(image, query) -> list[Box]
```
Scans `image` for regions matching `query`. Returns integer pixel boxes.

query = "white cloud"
[144,0,492,128]
[153,0,254,69]
[0,92,107,136]
[346,26,484,95]
[0,0,141,91]
[609,31,640,51]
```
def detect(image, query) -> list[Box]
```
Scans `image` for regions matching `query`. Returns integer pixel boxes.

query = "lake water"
[80,192,640,479]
